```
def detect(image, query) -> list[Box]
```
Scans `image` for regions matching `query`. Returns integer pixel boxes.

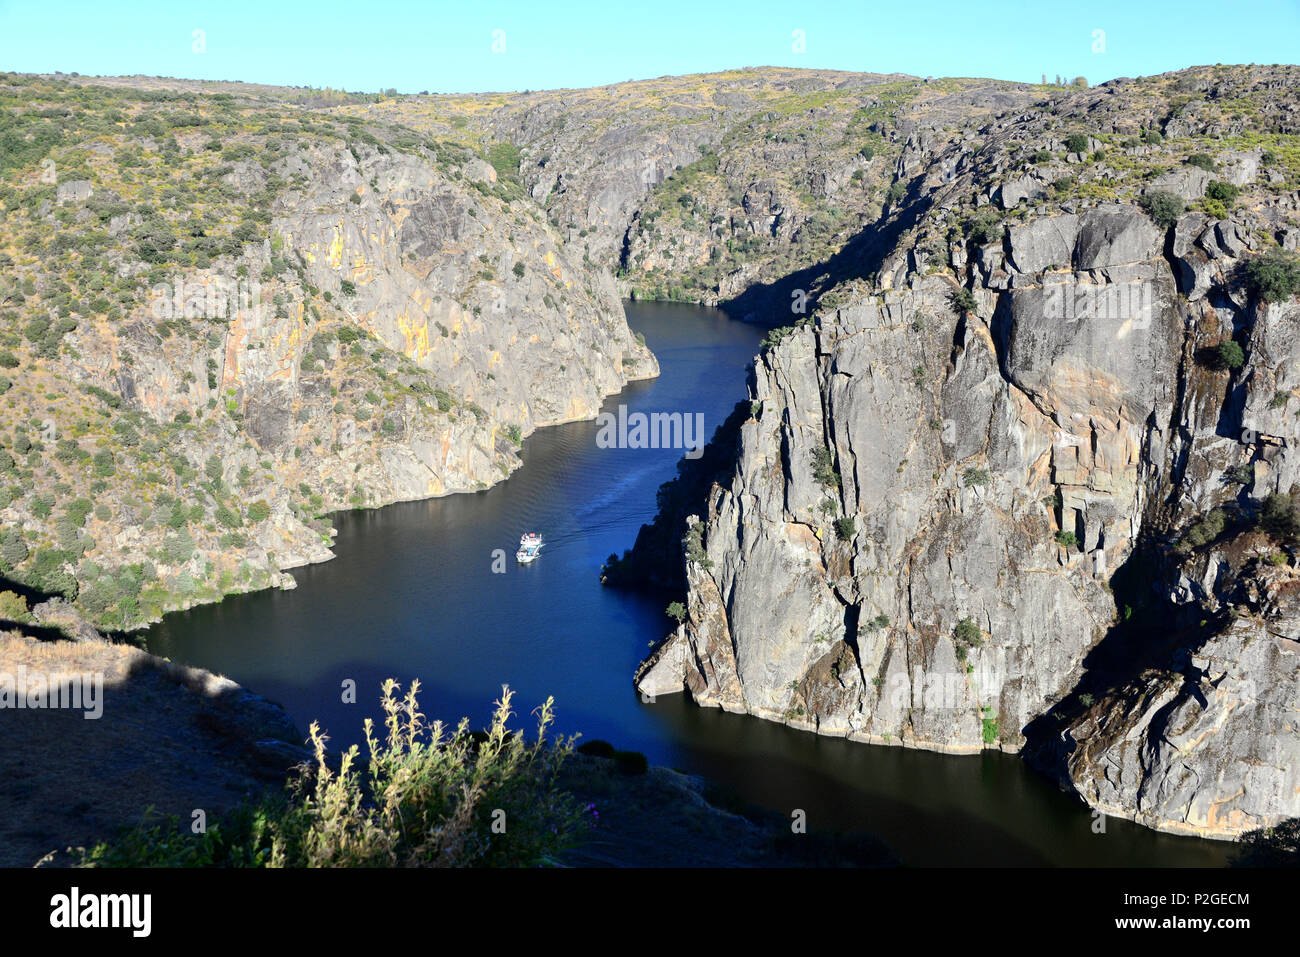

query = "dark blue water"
[145,301,1231,866]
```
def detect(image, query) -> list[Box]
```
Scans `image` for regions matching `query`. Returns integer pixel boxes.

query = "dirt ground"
[0,629,304,867]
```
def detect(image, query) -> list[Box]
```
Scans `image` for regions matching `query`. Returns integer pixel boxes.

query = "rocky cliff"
[632,64,1300,840]
[4,64,1300,843]
[0,74,654,629]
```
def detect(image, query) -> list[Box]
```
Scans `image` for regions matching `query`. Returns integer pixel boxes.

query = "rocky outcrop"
[1064,610,1300,840]
[629,64,1300,839]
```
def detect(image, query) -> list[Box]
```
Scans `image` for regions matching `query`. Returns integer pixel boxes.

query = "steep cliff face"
[635,64,1300,838]
[0,75,654,629]
[361,69,1045,315]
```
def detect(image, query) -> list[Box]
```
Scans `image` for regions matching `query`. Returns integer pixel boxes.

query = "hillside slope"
[0,74,655,629]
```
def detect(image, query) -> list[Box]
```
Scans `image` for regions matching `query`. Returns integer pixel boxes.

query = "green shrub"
[247,500,271,522]
[811,446,840,490]
[1216,340,1245,370]
[1186,153,1216,172]
[1205,180,1239,203]
[1223,464,1254,485]
[612,750,649,776]
[949,288,978,313]
[963,466,991,487]
[1140,190,1183,229]
[1182,508,1227,548]
[1054,530,1079,548]
[884,181,906,205]
[1260,493,1300,545]
[834,516,856,540]
[981,708,999,745]
[1064,133,1089,154]
[953,617,983,647]
[682,523,712,569]
[1242,250,1300,303]
[577,739,616,758]
[512,261,526,279]
[0,590,32,623]
[963,207,1004,246]
[162,529,194,565]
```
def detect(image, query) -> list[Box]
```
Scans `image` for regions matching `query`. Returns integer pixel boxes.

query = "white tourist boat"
[516,532,544,564]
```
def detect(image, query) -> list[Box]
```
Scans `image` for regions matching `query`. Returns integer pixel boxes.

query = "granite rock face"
[1064,610,1300,840]
[639,222,1174,754]
[634,64,1300,839]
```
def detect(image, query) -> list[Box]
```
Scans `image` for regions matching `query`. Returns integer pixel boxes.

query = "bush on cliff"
[1243,250,1300,303]
[949,287,978,314]
[1216,340,1246,371]
[963,207,1004,246]
[1064,133,1089,154]
[1140,190,1183,229]
[1260,492,1300,545]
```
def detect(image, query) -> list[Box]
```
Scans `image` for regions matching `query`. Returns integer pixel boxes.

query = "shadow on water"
[143,301,1231,867]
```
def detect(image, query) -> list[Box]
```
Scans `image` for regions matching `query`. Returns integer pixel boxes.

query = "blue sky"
[1,0,1297,93]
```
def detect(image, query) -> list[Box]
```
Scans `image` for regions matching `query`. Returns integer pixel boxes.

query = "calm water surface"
[146,301,1230,866]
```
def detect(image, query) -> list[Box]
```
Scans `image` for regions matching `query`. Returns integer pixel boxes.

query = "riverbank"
[1,616,896,868]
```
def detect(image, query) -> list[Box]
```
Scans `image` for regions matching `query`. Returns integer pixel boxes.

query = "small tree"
[1260,493,1300,545]
[1242,250,1300,303]
[1064,133,1089,154]
[953,617,983,648]
[666,601,686,625]
[963,207,1003,246]
[1216,340,1245,371]
[1140,190,1183,229]
[1205,180,1239,203]
[811,445,840,490]
[949,287,978,314]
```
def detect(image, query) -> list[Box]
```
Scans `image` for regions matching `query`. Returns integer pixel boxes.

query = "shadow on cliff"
[602,397,753,595]
[720,189,935,323]
[1020,540,1228,791]
[610,189,937,591]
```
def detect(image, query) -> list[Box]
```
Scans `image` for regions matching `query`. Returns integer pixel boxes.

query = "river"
[145,301,1231,866]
